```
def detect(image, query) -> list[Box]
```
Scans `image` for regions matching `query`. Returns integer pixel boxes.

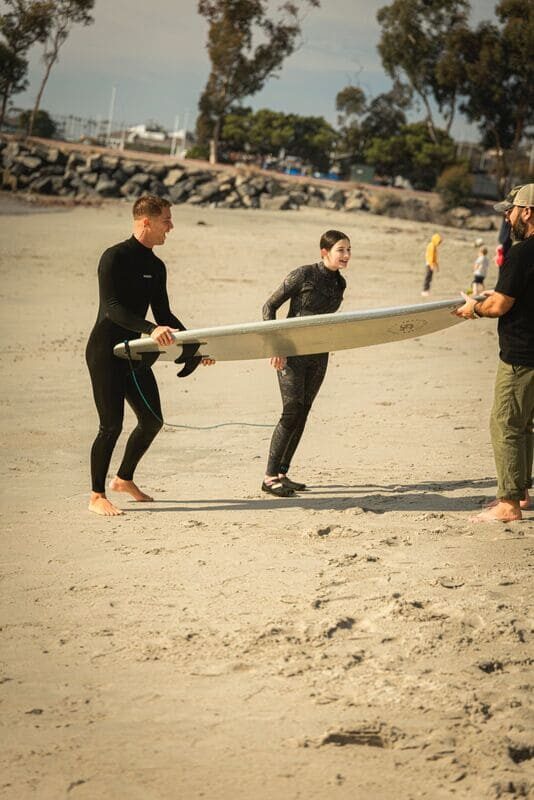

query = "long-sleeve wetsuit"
[86,235,185,493]
[262,263,346,476]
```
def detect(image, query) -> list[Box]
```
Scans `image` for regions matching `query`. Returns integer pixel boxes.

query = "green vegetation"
[196,0,319,164]
[18,108,57,138]
[221,107,336,172]
[27,0,94,136]
[436,163,473,208]
[365,122,456,190]
[0,1,50,129]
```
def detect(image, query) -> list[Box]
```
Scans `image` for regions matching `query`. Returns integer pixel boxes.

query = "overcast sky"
[7,0,496,140]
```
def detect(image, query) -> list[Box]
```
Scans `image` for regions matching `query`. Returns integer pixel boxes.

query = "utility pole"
[106,86,116,147]
[182,108,190,156]
[170,114,179,156]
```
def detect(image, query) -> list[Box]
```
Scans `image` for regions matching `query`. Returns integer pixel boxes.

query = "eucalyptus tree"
[0,0,50,128]
[27,0,94,136]
[455,0,534,188]
[197,0,320,163]
[376,0,469,141]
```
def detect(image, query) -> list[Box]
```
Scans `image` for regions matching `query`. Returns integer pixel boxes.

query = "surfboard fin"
[175,342,203,378]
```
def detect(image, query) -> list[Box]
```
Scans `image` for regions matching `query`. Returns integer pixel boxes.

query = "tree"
[376,0,469,140]
[18,107,56,137]
[27,0,94,136]
[286,113,336,172]
[334,81,411,175]
[365,121,456,190]
[334,85,367,165]
[360,81,411,141]
[0,0,50,129]
[220,105,254,152]
[220,107,336,171]
[436,163,472,209]
[197,0,320,164]
[455,0,534,190]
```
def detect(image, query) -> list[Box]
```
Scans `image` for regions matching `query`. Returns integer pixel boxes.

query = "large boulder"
[448,206,472,225]
[28,175,54,194]
[85,154,103,171]
[101,155,120,172]
[119,179,142,198]
[147,163,168,180]
[344,195,368,212]
[128,172,151,189]
[464,215,495,231]
[195,178,223,202]
[168,180,193,203]
[14,155,43,173]
[323,187,346,208]
[218,191,243,208]
[367,192,401,215]
[2,168,18,190]
[95,176,119,196]
[83,171,100,186]
[260,194,291,211]
[163,167,185,187]
[121,160,140,177]
[66,152,85,170]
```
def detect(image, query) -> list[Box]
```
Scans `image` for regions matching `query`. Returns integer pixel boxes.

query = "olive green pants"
[490,360,534,500]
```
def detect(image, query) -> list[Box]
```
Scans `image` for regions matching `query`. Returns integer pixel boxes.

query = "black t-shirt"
[494,236,534,367]
[87,235,185,352]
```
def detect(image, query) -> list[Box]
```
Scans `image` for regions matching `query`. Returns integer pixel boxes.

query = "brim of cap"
[493,199,513,212]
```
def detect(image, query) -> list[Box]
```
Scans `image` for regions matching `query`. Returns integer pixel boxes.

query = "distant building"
[349,164,376,184]
[126,123,167,143]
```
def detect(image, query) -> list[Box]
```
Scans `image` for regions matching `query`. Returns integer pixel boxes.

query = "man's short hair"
[133,195,171,219]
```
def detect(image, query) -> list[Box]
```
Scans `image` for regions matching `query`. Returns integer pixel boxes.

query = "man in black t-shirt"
[456,183,534,523]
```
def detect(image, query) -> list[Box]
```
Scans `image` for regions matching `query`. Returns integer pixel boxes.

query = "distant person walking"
[472,244,489,295]
[421,233,442,296]
[455,183,534,523]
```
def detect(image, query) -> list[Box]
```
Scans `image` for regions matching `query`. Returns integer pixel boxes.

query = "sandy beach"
[1,193,532,799]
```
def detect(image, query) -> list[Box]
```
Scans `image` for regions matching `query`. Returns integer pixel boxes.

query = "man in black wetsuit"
[86,194,213,516]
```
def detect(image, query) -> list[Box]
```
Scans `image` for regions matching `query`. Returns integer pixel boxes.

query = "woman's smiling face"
[321,239,351,271]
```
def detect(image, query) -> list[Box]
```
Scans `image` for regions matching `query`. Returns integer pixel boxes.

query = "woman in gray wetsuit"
[262,230,351,497]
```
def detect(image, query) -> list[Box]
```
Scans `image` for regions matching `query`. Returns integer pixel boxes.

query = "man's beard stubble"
[510,215,528,242]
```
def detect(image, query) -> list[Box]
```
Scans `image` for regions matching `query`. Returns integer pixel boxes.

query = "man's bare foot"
[88,493,124,516]
[109,477,153,502]
[470,500,522,523]
[485,491,530,511]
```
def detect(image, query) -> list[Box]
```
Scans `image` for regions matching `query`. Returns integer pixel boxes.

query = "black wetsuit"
[263,263,346,476]
[86,235,184,493]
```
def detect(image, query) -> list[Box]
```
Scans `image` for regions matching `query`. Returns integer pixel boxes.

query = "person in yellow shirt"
[421,233,442,296]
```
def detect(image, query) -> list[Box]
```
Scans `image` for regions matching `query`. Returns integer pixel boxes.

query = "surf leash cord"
[123,340,273,431]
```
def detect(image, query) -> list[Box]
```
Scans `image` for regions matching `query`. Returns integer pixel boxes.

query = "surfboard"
[113,298,465,364]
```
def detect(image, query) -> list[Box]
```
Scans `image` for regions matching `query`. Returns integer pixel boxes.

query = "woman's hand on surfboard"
[201,358,216,366]
[151,325,177,346]
[270,356,287,371]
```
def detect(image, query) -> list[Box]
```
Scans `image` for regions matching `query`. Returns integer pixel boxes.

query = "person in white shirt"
[472,245,489,295]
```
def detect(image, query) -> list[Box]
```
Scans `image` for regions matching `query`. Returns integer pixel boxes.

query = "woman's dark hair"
[320,229,350,250]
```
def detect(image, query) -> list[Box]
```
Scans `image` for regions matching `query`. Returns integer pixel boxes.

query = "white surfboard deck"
[113,298,465,363]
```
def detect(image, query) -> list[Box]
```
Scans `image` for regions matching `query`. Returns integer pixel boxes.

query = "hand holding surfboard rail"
[113,298,466,366]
